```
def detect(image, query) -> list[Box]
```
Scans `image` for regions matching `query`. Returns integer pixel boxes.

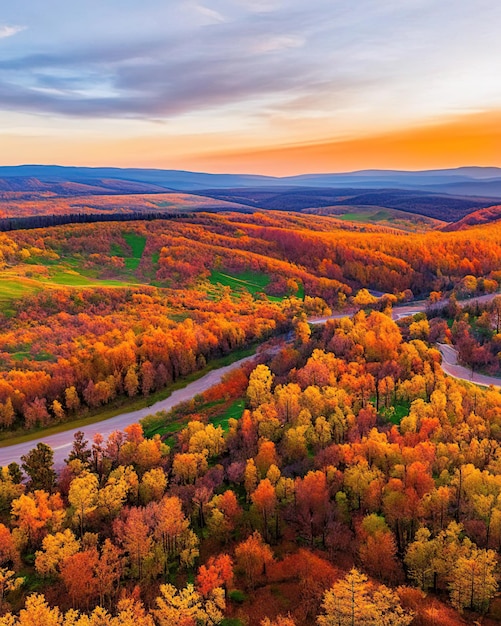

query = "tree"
[206,490,242,542]
[353,289,379,308]
[244,458,259,500]
[124,365,139,397]
[0,399,15,429]
[139,468,167,504]
[61,549,99,609]
[11,491,65,550]
[113,507,153,581]
[21,443,56,492]
[153,583,225,626]
[35,529,80,577]
[358,515,401,583]
[0,524,20,569]
[94,539,123,608]
[261,617,297,626]
[294,471,329,546]
[197,554,233,596]
[448,547,497,613]
[234,531,273,589]
[0,593,63,626]
[251,479,277,541]
[404,528,436,591]
[247,365,274,409]
[317,569,413,626]
[68,472,99,536]
[150,495,199,572]
[66,431,91,466]
[51,400,65,422]
[317,568,373,626]
[65,386,80,413]
[0,567,23,614]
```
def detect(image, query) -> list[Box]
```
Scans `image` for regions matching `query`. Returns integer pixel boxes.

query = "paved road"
[0,354,257,468]
[438,343,501,389]
[1,291,499,467]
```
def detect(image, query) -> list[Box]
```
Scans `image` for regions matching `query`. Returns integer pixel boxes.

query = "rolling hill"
[1,165,501,225]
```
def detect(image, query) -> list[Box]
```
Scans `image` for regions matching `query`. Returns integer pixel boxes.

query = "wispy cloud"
[191,2,228,24]
[0,25,26,40]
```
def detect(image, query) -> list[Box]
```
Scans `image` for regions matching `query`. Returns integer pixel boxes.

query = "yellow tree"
[139,468,167,504]
[68,472,99,537]
[244,458,259,499]
[153,583,225,626]
[317,569,412,626]
[234,531,273,589]
[0,567,23,613]
[448,547,498,613]
[97,474,129,520]
[35,529,80,578]
[11,491,64,550]
[262,617,296,626]
[0,593,63,626]
[247,365,274,409]
[151,496,199,572]
[352,289,378,309]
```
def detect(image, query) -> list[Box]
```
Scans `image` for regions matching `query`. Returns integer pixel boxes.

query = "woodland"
[0,210,501,624]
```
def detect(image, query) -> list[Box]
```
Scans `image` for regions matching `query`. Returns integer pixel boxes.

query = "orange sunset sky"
[1,1,501,175]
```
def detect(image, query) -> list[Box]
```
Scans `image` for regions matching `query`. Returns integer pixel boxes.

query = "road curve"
[0,291,499,467]
[438,343,501,389]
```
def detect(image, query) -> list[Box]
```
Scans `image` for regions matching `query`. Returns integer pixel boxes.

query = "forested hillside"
[0,213,500,624]
[0,213,501,435]
[0,309,500,624]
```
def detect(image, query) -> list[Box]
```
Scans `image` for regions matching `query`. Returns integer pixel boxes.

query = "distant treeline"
[0,211,202,232]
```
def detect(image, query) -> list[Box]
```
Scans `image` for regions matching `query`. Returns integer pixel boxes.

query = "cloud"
[0,25,25,40]
[252,35,304,54]
[191,2,228,24]
[0,0,501,129]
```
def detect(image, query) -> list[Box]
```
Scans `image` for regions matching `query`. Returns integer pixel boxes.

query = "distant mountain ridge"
[1,165,501,196]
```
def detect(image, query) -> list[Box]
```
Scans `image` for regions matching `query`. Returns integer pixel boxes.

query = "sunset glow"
[1,1,501,173]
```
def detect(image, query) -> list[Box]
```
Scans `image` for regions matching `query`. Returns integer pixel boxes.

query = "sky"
[1,0,501,175]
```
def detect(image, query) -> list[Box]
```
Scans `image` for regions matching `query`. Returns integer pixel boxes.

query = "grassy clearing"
[381,399,411,424]
[209,269,270,296]
[211,398,245,431]
[11,351,54,362]
[209,269,287,302]
[325,205,443,232]
[0,344,258,447]
[0,276,43,313]
[142,396,245,442]
[0,258,143,312]
[122,232,147,270]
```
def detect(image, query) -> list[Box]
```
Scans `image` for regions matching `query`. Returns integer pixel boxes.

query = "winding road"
[0,354,258,468]
[438,343,500,389]
[1,292,500,467]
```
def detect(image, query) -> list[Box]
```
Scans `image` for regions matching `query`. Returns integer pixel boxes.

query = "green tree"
[21,443,56,492]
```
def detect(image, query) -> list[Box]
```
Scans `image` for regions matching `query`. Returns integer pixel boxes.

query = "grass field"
[306,205,444,232]
[381,399,411,424]
[0,236,148,312]
[142,397,246,446]
[211,398,245,430]
[209,270,270,295]
[209,269,286,302]
[122,232,147,270]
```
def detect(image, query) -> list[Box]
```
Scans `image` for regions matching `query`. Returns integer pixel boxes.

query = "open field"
[0,190,251,218]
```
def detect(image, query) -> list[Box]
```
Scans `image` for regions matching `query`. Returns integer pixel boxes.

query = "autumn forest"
[0,203,498,626]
